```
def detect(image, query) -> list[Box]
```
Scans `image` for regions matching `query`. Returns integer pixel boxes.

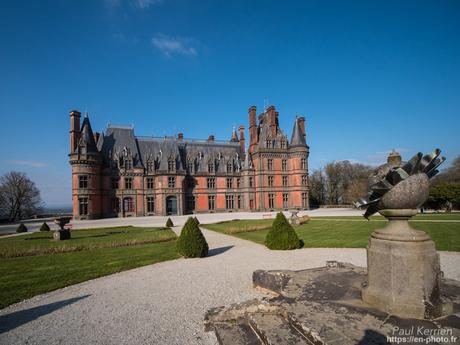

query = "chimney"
[248,106,257,152]
[297,116,306,139]
[178,132,184,141]
[267,105,277,137]
[238,125,245,152]
[207,135,215,142]
[70,110,81,153]
[387,150,402,166]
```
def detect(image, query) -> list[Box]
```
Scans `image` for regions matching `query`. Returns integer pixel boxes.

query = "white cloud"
[152,34,198,57]
[6,160,48,168]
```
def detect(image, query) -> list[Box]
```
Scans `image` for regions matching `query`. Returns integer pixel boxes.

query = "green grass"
[204,218,460,252]
[0,226,179,309]
[0,226,176,258]
[311,213,460,221]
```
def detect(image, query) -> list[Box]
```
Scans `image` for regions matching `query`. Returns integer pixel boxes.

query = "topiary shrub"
[16,223,28,233]
[176,217,209,258]
[265,212,301,250]
[166,218,174,227]
[193,217,200,225]
[40,222,50,231]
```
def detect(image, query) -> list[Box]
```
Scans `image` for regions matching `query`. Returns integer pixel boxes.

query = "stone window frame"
[236,178,241,188]
[79,175,88,189]
[302,192,308,208]
[168,158,176,173]
[237,194,242,209]
[125,177,133,190]
[283,193,289,209]
[226,161,233,173]
[302,175,308,186]
[168,176,175,188]
[282,159,287,171]
[124,197,134,212]
[227,177,233,189]
[301,158,307,170]
[267,159,273,171]
[268,175,274,187]
[225,194,234,209]
[79,197,88,215]
[147,177,155,189]
[146,196,155,213]
[208,161,215,173]
[207,178,216,189]
[268,193,275,209]
[208,195,215,210]
[282,175,288,187]
[249,176,254,188]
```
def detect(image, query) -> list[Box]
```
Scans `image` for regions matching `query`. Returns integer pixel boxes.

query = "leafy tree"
[425,182,460,211]
[16,223,28,233]
[40,222,50,231]
[165,218,174,227]
[176,217,208,258]
[0,171,42,221]
[265,212,301,250]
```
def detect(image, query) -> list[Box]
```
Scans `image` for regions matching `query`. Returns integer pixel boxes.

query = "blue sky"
[0,0,459,207]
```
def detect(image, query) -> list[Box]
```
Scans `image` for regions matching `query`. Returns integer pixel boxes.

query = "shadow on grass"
[208,245,234,257]
[0,295,90,334]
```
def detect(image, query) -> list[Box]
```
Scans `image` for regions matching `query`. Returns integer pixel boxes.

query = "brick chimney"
[207,135,215,142]
[248,106,257,152]
[267,105,277,137]
[238,125,245,152]
[70,110,81,153]
[297,116,306,139]
[178,133,184,141]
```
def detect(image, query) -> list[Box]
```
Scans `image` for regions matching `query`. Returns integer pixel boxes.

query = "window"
[302,193,308,208]
[236,178,241,188]
[208,195,215,210]
[268,193,275,209]
[283,193,289,209]
[124,197,134,212]
[282,159,287,171]
[208,162,214,173]
[237,194,242,209]
[168,158,175,172]
[147,196,155,213]
[125,177,133,189]
[268,176,274,187]
[207,178,216,189]
[267,159,273,170]
[79,197,88,215]
[124,158,132,170]
[147,177,154,189]
[280,140,286,149]
[227,178,233,189]
[112,178,119,189]
[302,175,308,186]
[249,176,254,188]
[301,158,307,170]
[227,162,233,173]
[147,160,155,172]
[282,176,288,187]
[79,175,88,189]
[225,195,234,209]
[168,177,175,188]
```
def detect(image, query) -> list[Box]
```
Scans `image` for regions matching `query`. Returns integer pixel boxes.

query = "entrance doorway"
[166,196,177,215]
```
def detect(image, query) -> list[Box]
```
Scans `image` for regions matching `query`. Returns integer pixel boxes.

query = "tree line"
[309,155,460,211]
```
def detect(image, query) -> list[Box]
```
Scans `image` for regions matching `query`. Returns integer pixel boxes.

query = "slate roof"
[290,117,307,147]
[98,125,245,171]
[79,116,99,154]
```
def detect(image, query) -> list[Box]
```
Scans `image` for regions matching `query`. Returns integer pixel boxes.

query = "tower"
[69,112,103,219]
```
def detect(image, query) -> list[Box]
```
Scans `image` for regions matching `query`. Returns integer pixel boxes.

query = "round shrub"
[176,217,209,258]
[40,222,50,231]
[265,212,301,250]
[16,223,28,233]
[166,218,174,227]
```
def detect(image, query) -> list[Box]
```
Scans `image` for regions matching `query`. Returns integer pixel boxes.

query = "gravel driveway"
[1,225,459,345]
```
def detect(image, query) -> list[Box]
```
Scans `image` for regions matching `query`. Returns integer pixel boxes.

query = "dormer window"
[280,140,286,149]
[266,139,271,148]
[147,160,155,173]
[124,158,132,170]
[227,162,233,173]
[168,158,175,172]
[208,161,215,173]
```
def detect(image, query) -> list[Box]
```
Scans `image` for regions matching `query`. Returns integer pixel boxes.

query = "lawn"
[0,227,179,309]
[203,215,460,252]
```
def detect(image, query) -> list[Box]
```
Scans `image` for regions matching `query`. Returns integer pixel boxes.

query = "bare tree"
[309,168,326,206]
[0,171,42,221]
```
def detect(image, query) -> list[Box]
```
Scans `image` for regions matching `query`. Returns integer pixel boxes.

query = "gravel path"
[1,227,459,345]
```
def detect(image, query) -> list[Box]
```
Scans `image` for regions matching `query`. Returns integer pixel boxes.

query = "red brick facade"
[69,106,309,219]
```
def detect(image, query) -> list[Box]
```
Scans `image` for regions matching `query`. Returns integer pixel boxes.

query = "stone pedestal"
[53,229,71,241]
[362,209,443,319]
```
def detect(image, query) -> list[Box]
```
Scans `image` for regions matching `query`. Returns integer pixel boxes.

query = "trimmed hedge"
[193,217,200,225]
[265,212,301,250]
[166,218,174,227]
[176,217,209,258]
[40,222,50,231]
[16,223,28,233]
